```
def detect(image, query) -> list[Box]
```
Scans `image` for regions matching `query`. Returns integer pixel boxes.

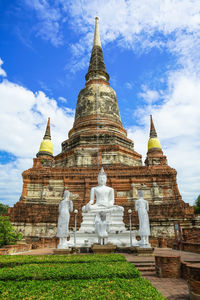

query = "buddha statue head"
[138,190,144,198]
[63,190,70,200]
[98,167,107,186]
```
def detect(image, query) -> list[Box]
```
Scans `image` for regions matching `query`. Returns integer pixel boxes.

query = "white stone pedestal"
[79,210,126,234]
[69,231,133,247]
[69,209,139,247]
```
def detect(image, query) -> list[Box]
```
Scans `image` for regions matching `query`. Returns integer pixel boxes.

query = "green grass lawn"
[0,254,165,299]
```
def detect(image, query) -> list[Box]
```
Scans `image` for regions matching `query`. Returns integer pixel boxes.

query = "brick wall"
[182,228,200,243]
[0,237,58,255]
[155,255,181,278]
[181,228,200,254]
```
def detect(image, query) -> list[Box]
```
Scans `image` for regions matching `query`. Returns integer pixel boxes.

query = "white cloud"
[0,58,7,77]
[66,0,200,72]
[0,158,31,207]
[138,85,160,104]
[0,76,74,206]
[24,0,65,46]
[127,69,200,205]
[58,96,67,103]
[23,1,200,74]
[0,79,74,157]
[125,82,133,90]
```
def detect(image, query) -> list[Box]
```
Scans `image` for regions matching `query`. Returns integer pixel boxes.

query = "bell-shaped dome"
[148,137,161,150]
[39,139,53,155]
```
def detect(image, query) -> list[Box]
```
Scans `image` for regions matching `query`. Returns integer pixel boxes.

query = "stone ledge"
[91,243,116,254]
[117,246,154,256]
[53,248,71,255]
[136,247,154,256]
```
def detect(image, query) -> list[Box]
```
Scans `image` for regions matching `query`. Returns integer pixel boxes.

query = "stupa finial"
[150,115,157,138]
[85,17,109,82]
[93,17,101,47]
[44,117,51,140]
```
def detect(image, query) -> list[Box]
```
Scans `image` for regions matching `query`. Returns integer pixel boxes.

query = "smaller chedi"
[56,190,73,249]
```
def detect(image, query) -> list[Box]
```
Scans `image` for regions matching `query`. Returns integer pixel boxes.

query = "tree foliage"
[194,195,200,214]
[0,203,9,215]
[0,216,22,247]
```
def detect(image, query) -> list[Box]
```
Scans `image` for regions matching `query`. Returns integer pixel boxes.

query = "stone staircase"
[130,260,156,276]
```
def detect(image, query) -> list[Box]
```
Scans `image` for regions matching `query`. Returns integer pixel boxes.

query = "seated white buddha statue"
[82,167,124,213]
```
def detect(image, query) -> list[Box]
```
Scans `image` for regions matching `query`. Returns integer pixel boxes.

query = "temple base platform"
[53,248,71,255]
[91,243,117,254]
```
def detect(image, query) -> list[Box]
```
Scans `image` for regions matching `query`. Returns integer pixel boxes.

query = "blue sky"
[0,0,200,206]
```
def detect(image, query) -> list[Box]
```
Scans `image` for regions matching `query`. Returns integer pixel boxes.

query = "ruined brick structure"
[9,17,195,239]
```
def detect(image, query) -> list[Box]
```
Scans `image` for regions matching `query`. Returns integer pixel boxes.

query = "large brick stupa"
[9,18,194,239]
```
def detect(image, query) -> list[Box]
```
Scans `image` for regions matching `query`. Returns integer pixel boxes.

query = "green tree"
[0,216,22,247]
[0,203,9,215]
[194,195,200,214]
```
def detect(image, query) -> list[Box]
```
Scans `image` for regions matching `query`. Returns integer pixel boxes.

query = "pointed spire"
[44,117,51,140]
[37,117,53,157]
[93,17,101,47]
[150,115,157,138]
[148,115,161,151]
[85,17,109,82]
[145,115,167,166]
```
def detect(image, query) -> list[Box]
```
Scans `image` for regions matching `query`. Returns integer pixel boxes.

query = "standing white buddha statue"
[135,190,151,248]
[56,190,73,249]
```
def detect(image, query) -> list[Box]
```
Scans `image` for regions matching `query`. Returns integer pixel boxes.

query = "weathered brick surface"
[8,163,195,238]
[155,255,181,278]
[27,237,58,249]
[181,262,200,296]
[0,238,58,255]
[9,203,58,224]
[180,228,200,254]
[182,242,200,254]
[157,237,168,248]
[181,262,190,280]
[189,279,200,295]
[0,243,32,255]
[187,264,200,296]
[188,264,200,281]
[182,228,200,243]
[0,248,9,255]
